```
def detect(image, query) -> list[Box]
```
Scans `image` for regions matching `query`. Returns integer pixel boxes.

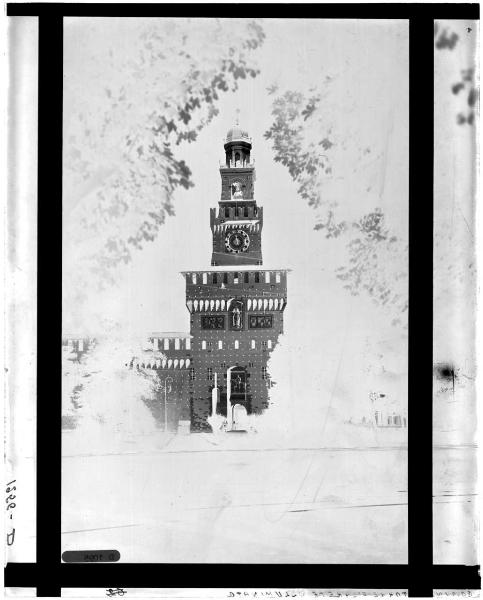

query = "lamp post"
[159,376,173,432]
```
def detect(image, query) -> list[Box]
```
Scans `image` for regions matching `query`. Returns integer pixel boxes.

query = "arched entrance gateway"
[215,366,251,426]
[226,366,250,431]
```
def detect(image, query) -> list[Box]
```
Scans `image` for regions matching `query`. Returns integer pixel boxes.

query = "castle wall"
[184,269,287,431]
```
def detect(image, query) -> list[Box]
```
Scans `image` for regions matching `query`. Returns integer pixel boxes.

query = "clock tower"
[181,123,288,432]
[210,126,263,266]
[136,122,289,434]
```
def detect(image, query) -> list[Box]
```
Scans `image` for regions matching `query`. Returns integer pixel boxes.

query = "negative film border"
[4,2,481,597]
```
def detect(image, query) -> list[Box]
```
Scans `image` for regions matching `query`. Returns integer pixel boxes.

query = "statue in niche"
[232,306,242,329]
[232,181,244,199]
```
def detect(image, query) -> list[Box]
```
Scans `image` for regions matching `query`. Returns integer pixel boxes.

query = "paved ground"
[62,433,409,563]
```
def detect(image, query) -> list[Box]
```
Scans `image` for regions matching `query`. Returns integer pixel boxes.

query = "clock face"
[225,229,250,253]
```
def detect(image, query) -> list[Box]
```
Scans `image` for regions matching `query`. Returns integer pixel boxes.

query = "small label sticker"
[61,550,120,562]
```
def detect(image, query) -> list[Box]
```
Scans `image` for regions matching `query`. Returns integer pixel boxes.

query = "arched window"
[234,340,239,349]
[265,271,270,284]
[244,206,249,218]
[202,273,207,284]
[186,338,191,350]
[276,272,281,283]
[218,340,223,350]
[212,273,218,284]
[174,338,180,350]
[255,272,260,283]
[191,273,197,284]
[234,272,239,284]
[251,339,256,349]
[223,273,228,284]
[267,340,273,350]
[202,341,207,350]
[235,152,240,167]
[244,272,249,284]
[164,339,170,350]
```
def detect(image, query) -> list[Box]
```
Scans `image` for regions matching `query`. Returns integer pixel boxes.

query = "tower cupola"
[224,124,252,168]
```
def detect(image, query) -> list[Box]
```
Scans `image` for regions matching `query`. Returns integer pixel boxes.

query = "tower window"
[234,272,239,284]
[202,273,208,284]
[202,341,207,350]
[218,340,223,350]
[223,273,228,284]
[255,272,260,283]
[186,338,191,350]
[192,273,197,284]
[244,272,249,284]
[213,273,218,284]
[251,339,256,349]
[265,272,270,284]
[276,272,281,283]
[234,340,239,350]
[174,338,180,350]
[207,367,213,381]
[268,340,272,350]
[164,339,170,351]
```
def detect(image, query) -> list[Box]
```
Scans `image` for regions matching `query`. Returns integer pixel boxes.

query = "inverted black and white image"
[61,18,409,563]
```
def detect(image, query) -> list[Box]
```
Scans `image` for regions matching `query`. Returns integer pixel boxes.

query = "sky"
[63,18,410,420]
[94,19,409,329]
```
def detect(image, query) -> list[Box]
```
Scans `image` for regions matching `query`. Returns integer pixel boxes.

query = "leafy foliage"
[264,87,407,327]
[434,21,477,125]
[64,18,265,308]
[264,90,327,212]
[335,210,408,328]
[434,23,459,50]
[452,68,477,125]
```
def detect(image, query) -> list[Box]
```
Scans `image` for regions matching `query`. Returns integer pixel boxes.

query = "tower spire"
[235,108,240,127]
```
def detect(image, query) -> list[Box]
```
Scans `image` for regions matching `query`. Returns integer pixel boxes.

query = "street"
[62,434,408,563]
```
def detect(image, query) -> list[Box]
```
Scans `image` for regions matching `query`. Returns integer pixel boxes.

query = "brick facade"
[184,268,287,431]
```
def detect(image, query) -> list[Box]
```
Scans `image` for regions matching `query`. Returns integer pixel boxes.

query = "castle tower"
[183,125,289,432]
[210,126,263,266]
